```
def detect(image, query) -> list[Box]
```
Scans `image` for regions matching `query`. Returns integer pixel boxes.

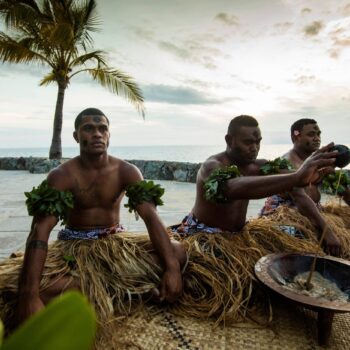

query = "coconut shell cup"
[331,144,350,168]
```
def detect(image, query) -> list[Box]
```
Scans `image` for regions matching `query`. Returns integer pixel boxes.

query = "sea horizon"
[1,144,349,169]
[0,144,294,163]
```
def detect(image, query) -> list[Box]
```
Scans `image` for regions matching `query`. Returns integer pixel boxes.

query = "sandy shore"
[0,170,265,259]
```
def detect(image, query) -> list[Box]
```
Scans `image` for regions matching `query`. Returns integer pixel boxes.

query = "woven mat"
[97,298,350,350]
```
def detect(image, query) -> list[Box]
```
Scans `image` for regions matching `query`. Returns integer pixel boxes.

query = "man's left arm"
[290,188,342,256]
[122,163,183,302]
[136,202,182,302]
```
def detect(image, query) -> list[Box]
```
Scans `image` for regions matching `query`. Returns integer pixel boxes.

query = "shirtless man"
[284,118,350,205]
[17,108,186,324]
[176,115,338,243]
[260,118,342,255]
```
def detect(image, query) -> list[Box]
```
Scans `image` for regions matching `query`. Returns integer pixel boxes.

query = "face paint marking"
[92,116,102,123]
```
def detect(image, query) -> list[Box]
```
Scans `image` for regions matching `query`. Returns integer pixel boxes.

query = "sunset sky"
[0,0,350,148]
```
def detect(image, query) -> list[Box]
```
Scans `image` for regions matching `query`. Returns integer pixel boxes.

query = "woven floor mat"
[98,300,350,350]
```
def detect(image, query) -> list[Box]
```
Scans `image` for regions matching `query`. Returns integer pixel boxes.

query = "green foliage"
[1,291,96,350]
[124,180,165,213]
[321,170,350,195]
[260,157,293,175]
[24,180,74,225]
[204,165,241,203]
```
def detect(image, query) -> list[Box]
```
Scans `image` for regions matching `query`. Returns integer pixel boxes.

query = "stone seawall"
[0,157,201,183]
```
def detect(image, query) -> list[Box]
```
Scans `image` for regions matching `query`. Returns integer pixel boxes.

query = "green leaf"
[124,180,165,213]
[2,292,96,350]
[260,157,293,175]
[63,255,75,262]
[204,165,241,203]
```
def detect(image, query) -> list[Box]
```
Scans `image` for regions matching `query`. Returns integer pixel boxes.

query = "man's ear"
[73,131,79,143]
[225,134,231,146]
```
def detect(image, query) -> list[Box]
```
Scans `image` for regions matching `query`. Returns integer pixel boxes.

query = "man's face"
[226,126,262,164]
[74,115,110,154]
[294,123,321,153]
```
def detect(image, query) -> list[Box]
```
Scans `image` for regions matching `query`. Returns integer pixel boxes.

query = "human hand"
[17,295,45,325]
[322,227,342,257]
[158,267,183,303]
[297,143,337,186]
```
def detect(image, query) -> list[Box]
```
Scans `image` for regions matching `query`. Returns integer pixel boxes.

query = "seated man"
[173,115,337,323]
[261,118,349,257]
[0,108,186,330]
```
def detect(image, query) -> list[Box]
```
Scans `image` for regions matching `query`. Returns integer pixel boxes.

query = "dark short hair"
[290,118,317,138]
[227,115,259,136]
[74,108,109,130]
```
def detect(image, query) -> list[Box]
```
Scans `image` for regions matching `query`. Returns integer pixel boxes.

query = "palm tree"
[0,0,144,159]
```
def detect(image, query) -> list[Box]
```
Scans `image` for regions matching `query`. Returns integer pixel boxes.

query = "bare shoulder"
[199,155,225,180]
[255,158,268,166]
[283,149,300,168]
[118,159,143,186]
[46,159,76,191]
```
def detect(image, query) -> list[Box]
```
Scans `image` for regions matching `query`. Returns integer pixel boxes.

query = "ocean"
[0,144,293,163]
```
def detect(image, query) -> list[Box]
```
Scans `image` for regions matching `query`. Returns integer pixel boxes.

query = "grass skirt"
[266,200,350,259]
[0,221,323,335]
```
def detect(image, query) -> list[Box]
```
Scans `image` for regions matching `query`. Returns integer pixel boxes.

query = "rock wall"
[0,157,201,183]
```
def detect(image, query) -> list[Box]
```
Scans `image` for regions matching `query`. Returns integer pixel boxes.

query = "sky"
[0,0,350,148]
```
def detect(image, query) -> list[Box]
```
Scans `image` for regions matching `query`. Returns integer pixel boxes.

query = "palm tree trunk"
[49,82,66,159]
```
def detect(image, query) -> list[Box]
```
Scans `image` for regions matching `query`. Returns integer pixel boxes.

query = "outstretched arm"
[224,144,336,200]
[289,188,341,256]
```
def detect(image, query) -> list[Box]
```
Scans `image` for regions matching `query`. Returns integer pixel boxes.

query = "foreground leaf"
[2,291,96,350]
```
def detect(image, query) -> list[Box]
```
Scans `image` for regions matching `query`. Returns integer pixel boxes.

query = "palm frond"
[39,71,57,86]
[0,31,49,65]
[86,68,145,118]
[69,50,106,67]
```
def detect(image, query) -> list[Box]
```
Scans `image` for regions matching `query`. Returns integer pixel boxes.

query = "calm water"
[1,144,349,169]
[0,144,292,163]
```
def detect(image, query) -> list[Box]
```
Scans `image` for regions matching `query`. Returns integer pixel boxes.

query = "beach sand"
[0,170,266,259]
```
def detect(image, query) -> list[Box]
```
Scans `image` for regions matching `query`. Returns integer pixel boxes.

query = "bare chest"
[72,175,122,208]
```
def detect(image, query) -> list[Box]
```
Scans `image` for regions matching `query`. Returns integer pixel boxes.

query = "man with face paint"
[261,119,344,256]
[175,115,337,237]
[15,107,186,324]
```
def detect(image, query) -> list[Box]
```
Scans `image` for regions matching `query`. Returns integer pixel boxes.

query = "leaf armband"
[24,180,74,225]
[124,180,165,213]
[260,157,293,175]
[204,165,241,203]
[321,170,350,195]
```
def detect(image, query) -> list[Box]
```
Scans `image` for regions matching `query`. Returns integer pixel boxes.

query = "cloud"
[0,62,47,78]
[214,13,239,26]
[326,18,350,58]
[142,84,225,105]
[128,25,155,41]
[292,75,316,85]
[272,21,293,35]
[157,39,224,69]
[340,3,350,16]
[301,8,312,14]
[303,21,323,36]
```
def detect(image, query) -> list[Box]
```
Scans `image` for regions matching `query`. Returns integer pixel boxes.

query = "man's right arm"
[17,215,58,323]
[17,168,71,323]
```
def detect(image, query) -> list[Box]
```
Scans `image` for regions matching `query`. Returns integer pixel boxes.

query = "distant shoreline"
[0,157,201,183]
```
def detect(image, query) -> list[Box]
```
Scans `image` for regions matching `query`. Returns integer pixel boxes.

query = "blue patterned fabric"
[172,213,227,235]
[58,224,125,240]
